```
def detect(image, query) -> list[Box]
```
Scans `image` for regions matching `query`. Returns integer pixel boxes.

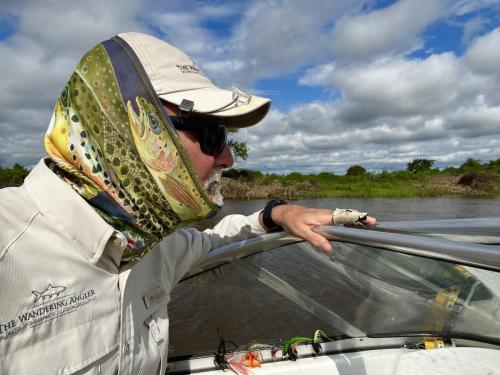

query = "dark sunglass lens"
[171,116,227,156]
[200,125,227,156]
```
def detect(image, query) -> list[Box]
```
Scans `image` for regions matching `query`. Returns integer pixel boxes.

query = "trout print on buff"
[128,98,205,215]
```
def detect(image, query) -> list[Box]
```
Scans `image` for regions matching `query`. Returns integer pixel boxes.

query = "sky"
[1,0,500,174]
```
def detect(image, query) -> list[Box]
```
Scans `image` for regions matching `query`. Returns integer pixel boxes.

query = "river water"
[169,197,500,358]
[206,196,500,225]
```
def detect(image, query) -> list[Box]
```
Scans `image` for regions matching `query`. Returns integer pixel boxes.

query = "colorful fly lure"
[283,330,334,360]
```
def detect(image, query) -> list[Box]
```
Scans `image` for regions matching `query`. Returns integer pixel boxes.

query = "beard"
[204,168,224,207]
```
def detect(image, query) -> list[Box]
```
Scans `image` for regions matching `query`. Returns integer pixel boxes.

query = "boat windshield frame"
[183,218,500,280]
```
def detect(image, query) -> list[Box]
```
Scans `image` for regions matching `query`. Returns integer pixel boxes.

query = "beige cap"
[118,32,271,128]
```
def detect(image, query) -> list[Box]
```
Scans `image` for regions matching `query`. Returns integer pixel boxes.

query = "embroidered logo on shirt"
[32,284,67,303]
[143,287,168,309]
[0,283,97,341]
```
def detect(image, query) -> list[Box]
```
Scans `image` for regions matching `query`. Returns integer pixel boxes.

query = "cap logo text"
[176,64,202,74]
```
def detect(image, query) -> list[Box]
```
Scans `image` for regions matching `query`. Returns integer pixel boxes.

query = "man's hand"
[261,204,376,253]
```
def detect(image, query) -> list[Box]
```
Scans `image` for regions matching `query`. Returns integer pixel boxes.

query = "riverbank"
[220,171,500,199]
[2,162,499,199]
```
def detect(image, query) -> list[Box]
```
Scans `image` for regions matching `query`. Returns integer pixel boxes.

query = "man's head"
[117,32,271,204]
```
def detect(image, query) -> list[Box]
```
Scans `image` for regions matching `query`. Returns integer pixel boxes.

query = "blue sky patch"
[0,12,17,41]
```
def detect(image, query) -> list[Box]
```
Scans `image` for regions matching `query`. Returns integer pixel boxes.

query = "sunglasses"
[169,116,228,157]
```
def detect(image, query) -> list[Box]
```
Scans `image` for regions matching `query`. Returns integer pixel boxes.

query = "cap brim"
[158,87,271,128]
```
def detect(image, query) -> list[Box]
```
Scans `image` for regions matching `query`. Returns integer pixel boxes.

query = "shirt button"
[123,342,130,355]
[112,232,127,249]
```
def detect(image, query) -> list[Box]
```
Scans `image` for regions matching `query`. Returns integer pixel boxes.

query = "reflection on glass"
[168,241,500,358]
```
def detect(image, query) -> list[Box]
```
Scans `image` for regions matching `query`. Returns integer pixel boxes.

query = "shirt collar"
[24,159,115,264]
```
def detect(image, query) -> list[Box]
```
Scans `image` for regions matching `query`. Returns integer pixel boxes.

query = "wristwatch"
[262,199,288,232]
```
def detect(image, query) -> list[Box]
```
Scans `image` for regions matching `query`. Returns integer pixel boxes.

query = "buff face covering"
[44,37,218,262]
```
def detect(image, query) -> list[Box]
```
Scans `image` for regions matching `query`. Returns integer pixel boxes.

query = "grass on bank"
[221,158,500,199]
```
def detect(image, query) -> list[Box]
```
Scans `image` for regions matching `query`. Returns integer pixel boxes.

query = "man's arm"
[160,205,375,286]
[158,211,265,286]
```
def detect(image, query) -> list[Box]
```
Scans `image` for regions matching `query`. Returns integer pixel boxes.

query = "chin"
[204,169,224,207]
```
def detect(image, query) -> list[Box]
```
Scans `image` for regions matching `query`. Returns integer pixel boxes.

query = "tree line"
[1,158,499,189]
[345,158,500,176]
[0,164,30,188]
[222,158,500,180]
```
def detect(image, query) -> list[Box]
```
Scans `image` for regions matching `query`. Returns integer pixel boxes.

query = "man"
[0,32,374,374]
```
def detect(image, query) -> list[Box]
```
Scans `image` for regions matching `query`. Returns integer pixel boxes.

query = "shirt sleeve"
[157,211,266,287]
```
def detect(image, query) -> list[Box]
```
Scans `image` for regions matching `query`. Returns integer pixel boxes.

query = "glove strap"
[332,208,368,225]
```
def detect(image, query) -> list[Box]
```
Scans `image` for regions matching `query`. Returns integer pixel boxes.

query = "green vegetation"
[0,164,30,188]
[227,139,248,160]
[406,158,435,173]
[346,165,367,176]
[227,129,248,160]
[2,158,500,199]
[221,158,500,200]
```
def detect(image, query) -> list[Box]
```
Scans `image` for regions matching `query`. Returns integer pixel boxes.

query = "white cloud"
[140,2,241,87]
[449,103,500,136]
[224,0,362,85]
[465,27,500,75]
[450,0,500,16]
[462,16,487,44]
[0,0,146,166]
[147,11,228,56]
[236,105,500,172]
[14,0,145,56]
[302,54,469,121]
[331,0,448,60]
[237,42,500,173]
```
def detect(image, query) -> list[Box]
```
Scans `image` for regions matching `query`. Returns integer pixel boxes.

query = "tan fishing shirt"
[0,159,265,374]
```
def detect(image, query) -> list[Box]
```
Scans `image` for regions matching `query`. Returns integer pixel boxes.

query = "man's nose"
[215,144,235,169]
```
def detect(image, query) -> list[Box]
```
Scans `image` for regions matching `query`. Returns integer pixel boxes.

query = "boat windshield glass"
[168,240,500,358]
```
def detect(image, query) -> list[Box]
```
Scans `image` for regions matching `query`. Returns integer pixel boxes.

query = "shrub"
[458,171,496,191]
[407,159,435,173]
[286,172,306,180]
[317,172,335,179]
[346,165,367,176]
[486,159,500,172]
[460,158,483,172]
[441,166,459,175]
[221,168,261,181]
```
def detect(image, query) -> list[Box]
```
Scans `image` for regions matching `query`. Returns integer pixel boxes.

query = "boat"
[166,218,500,374]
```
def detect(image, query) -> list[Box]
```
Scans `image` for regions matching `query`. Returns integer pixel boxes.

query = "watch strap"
[262,199,287,232]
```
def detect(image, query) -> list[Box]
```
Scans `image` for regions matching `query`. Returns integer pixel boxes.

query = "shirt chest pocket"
[139,287,171,375]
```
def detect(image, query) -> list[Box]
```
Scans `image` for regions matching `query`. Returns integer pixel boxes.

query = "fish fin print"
[158,174,202,211]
